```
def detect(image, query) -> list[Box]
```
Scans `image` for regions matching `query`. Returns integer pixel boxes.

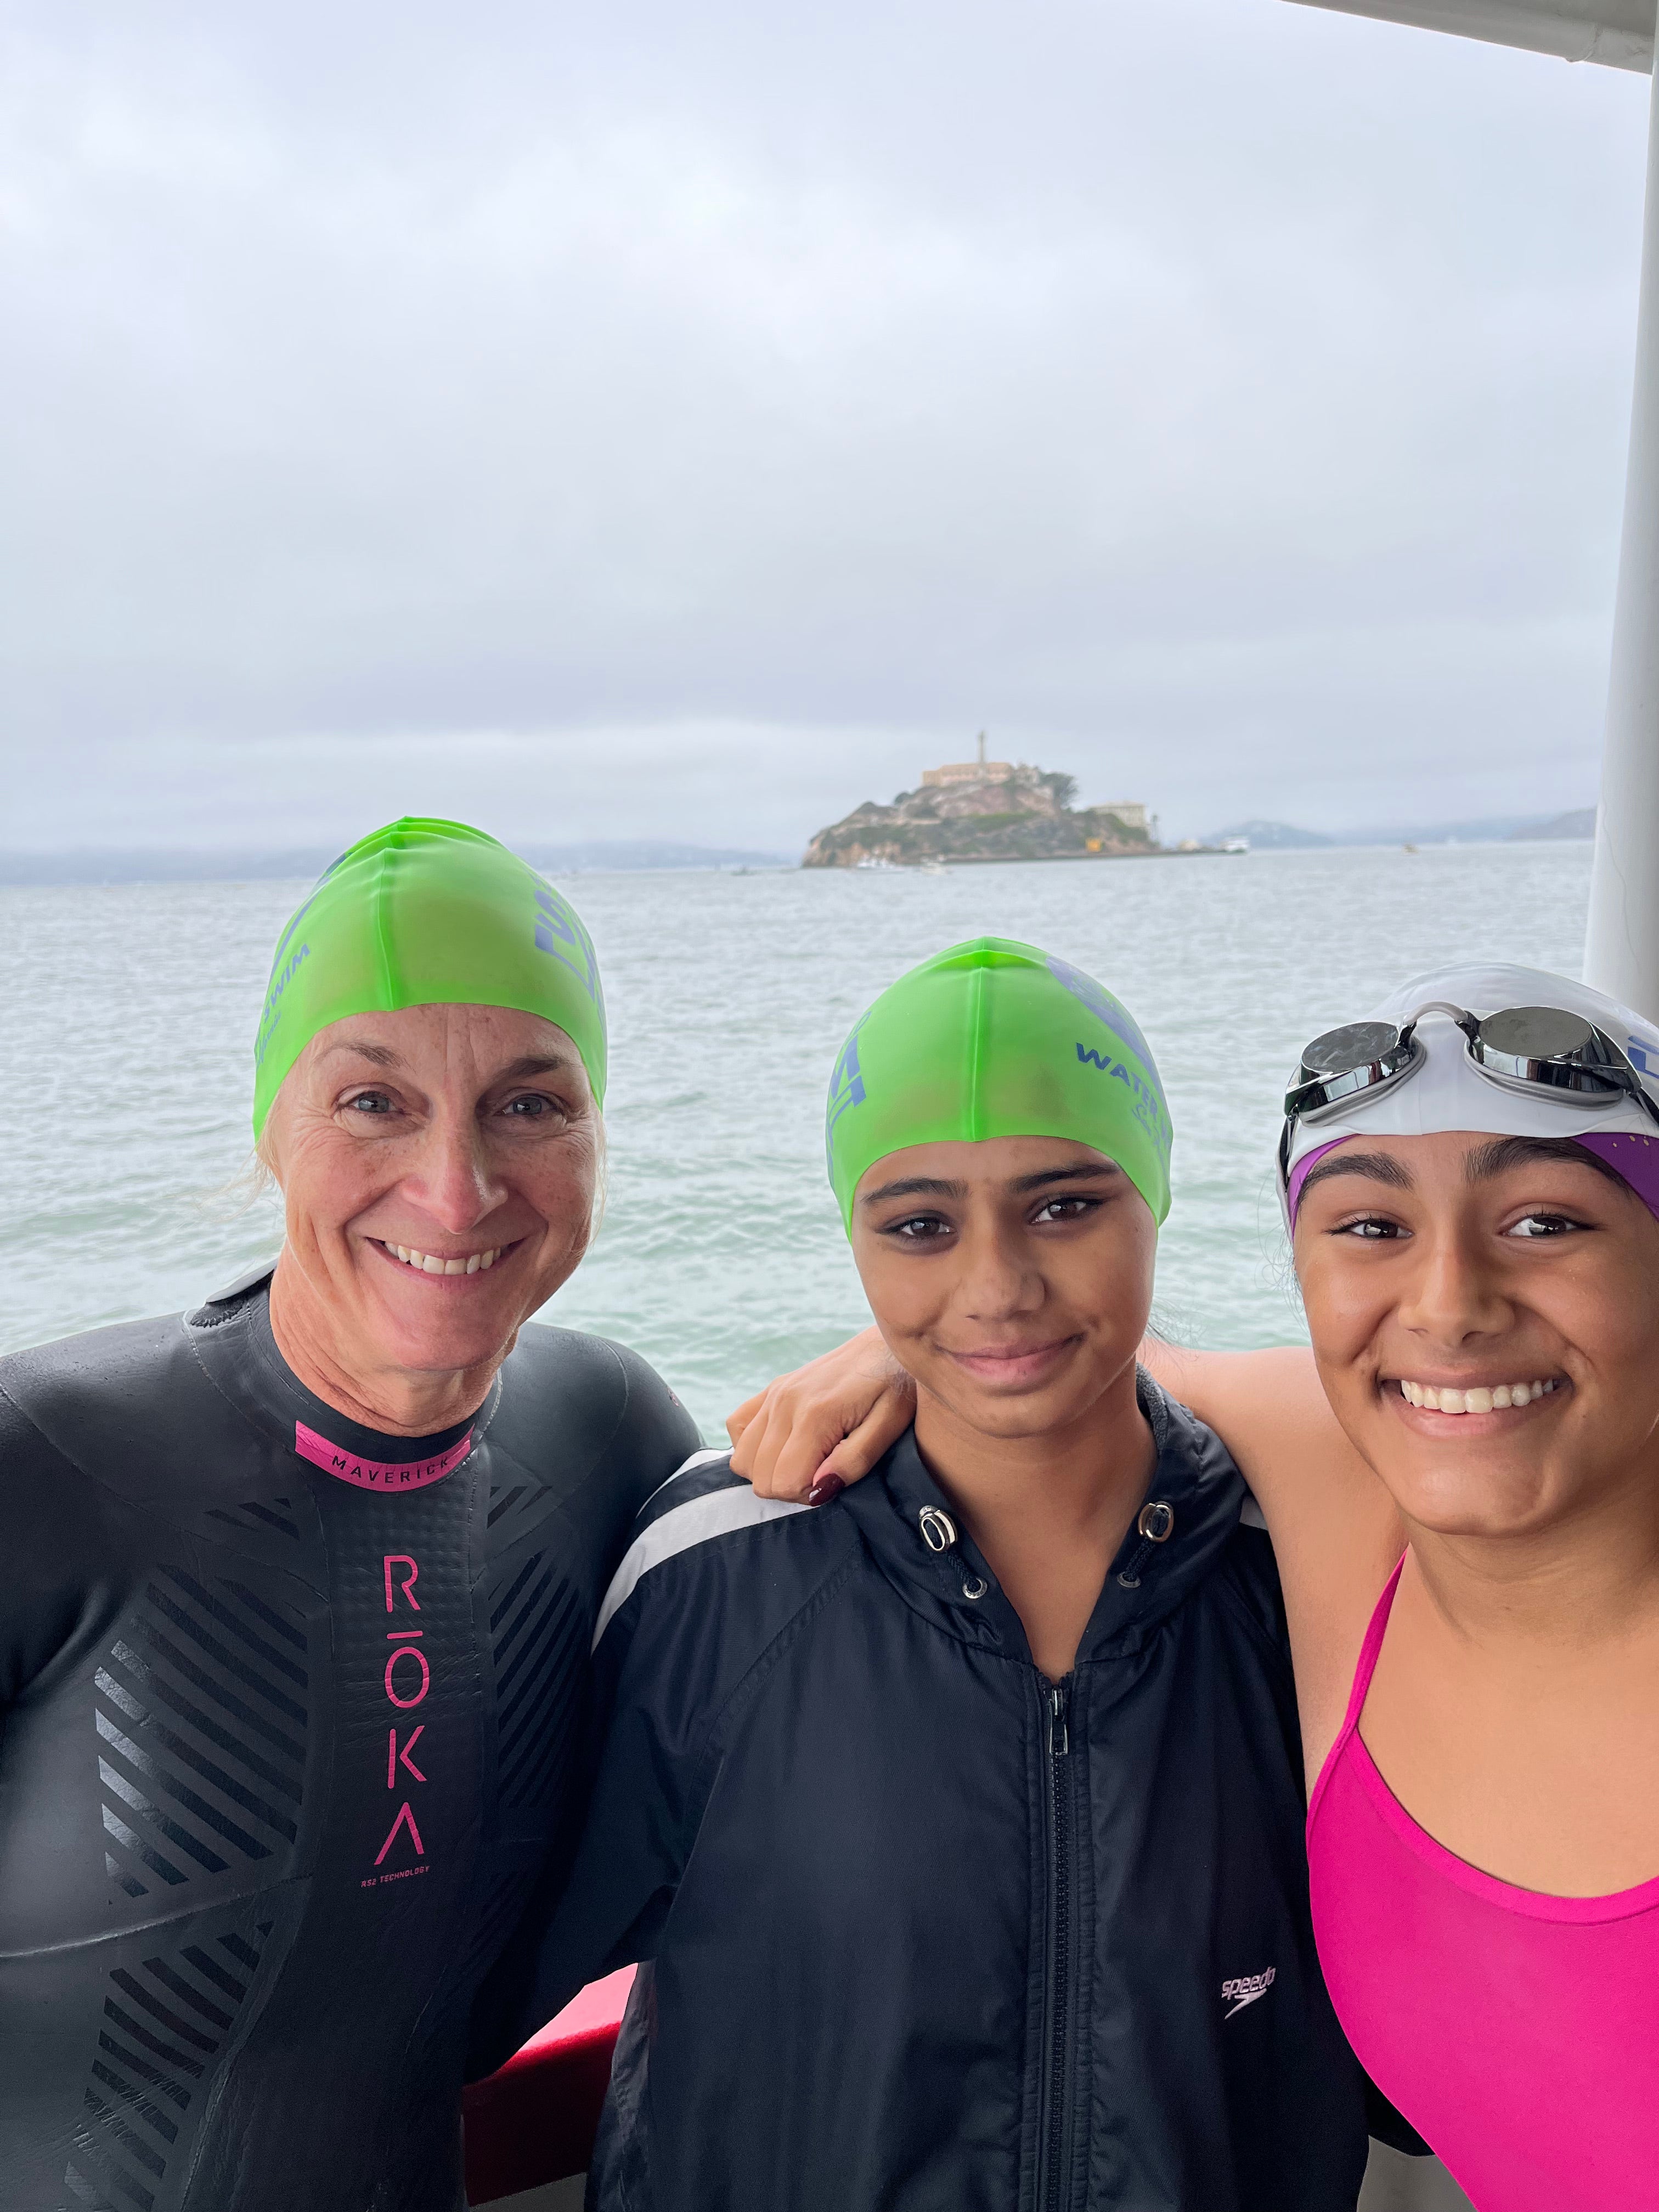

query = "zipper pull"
[1048,1683,1069,1758]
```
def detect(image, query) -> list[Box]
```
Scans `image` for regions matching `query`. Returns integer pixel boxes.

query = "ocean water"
[0,843,1592,1442]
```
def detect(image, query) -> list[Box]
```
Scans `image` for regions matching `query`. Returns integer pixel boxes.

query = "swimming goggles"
[1281,1000,1659,1169]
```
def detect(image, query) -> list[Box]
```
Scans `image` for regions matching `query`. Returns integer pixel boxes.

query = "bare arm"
[1141,1340,1403,1774]
[729,1329,1401,1776]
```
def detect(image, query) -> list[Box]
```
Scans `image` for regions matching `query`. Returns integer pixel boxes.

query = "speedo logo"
[1221,1967,1275,2019]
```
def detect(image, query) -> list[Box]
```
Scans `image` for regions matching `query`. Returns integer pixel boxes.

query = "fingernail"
[807,1474,845,1508]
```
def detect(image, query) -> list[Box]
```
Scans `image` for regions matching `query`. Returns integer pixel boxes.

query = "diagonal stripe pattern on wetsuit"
[94,1577,311,1898]
[67,1921,270,2212]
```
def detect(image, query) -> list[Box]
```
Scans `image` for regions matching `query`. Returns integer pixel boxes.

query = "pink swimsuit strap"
[1307,1554,1404,1827]
[1305,1550,1659,2212]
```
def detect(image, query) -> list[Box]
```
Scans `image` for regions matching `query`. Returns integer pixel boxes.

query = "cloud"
[0,0,1646,847]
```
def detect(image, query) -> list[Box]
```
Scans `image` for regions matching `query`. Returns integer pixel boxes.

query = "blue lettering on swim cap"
[255,943,312,1068]
[825,1025,867,1172]
[532,882,601,1005]
[1048,957,1165,1105]
[1074,1041,1172,1158]
[268,894,319,972]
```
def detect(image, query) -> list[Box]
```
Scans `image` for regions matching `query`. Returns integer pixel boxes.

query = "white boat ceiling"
[1285,0,1654,71]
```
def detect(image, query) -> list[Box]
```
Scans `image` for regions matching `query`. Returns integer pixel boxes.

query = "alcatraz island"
[802,736,1170,870]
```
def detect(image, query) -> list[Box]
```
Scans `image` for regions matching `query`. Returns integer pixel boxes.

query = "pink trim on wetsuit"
[294,1421,474,1491]
[1307,1561,1659,2211]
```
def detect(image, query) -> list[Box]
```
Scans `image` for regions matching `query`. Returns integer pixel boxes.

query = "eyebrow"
[318,1045,578,1082]
[1295,1150,1414,1199]
[859,1176,966,1206]
[858,1162,1121,1208]
[493,1054,579,1083]
[321,1041,402,1068]
[1008,1163,1123,1194]
[1465,1136,1625,1188]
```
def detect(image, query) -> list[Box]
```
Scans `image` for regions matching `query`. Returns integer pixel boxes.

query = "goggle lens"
[1284,1002,1657,1133]
[1300,1020,1408,1080]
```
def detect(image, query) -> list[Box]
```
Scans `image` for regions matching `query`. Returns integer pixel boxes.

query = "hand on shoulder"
[728,1328,915,1503]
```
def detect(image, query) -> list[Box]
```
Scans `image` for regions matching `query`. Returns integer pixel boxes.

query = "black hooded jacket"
[509,1378,1373,2211]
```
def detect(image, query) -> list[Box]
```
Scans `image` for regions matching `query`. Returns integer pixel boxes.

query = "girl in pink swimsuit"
[1282,963,1659,2211]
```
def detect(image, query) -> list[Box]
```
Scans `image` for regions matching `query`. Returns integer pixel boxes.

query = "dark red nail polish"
[808,1473,846,1508]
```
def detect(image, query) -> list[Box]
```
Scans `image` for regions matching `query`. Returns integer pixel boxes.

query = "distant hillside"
[1201,820,1334,850]
[804,765,1155,868]
[0,840,792,888]
[1510,809,1595,842]
[1195,809,1596,852]
[1349,814,1570,847]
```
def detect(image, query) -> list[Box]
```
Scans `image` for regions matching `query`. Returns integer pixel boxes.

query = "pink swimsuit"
[1307,1561,1659,2212]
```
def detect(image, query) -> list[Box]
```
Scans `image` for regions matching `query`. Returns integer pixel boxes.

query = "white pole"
[1586,49,1659,1019]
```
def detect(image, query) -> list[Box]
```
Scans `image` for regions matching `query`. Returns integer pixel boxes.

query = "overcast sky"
[2,0,1650,852]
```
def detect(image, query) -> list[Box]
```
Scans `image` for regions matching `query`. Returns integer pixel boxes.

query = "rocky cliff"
[802,765,1155,868]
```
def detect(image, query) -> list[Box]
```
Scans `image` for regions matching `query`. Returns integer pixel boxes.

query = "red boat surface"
[462,1968,635,2205]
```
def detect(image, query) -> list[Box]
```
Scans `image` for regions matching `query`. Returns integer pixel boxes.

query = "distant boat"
[855,854,896,871]
[1221,837,1250,855]
[1403,843,1419,855]
[918,858,948,876]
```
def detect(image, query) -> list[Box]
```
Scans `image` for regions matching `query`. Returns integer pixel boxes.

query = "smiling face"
[1293,1131,1659,1538]
[848,1134,1156,1446]
[261,1002,600,1407]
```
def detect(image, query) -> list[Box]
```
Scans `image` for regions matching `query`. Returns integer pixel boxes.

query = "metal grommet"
[1117,1571,1141,1589]
[918,1505,958,1553]
[961,1575,989,1601]
[1137,1500,1175,1543]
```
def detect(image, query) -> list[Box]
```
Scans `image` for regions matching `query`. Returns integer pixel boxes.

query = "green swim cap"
[825,936,1172,1231]
[252,817,606,1137]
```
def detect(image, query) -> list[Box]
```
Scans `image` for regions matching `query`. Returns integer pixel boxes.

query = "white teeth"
[383,1240,500,1273]
[1400,1377,1558,1413]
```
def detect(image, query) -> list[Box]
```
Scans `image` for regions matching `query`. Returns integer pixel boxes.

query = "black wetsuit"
[0,1271,698,2212]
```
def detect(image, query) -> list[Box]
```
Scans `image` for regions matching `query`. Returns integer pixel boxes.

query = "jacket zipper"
[1037,1678,1072,2212]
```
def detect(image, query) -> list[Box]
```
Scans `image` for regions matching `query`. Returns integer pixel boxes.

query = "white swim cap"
[1280,962,1659,1226]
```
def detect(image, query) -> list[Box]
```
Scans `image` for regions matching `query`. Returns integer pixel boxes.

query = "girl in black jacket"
[501,938,1373,2211]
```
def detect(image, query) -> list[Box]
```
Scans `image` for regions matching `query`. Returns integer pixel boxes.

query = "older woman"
[0,817,698,2212]
[744,960,1659,2212]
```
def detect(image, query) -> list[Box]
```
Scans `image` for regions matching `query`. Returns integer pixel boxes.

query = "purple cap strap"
[1286,1130,1659,1228]
[1285,1139,1350,1225]
[1575,1133,1659,1223]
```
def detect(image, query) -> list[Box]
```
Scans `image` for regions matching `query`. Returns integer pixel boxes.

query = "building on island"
[923,733,1014,789]
[802,737,1159,868]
